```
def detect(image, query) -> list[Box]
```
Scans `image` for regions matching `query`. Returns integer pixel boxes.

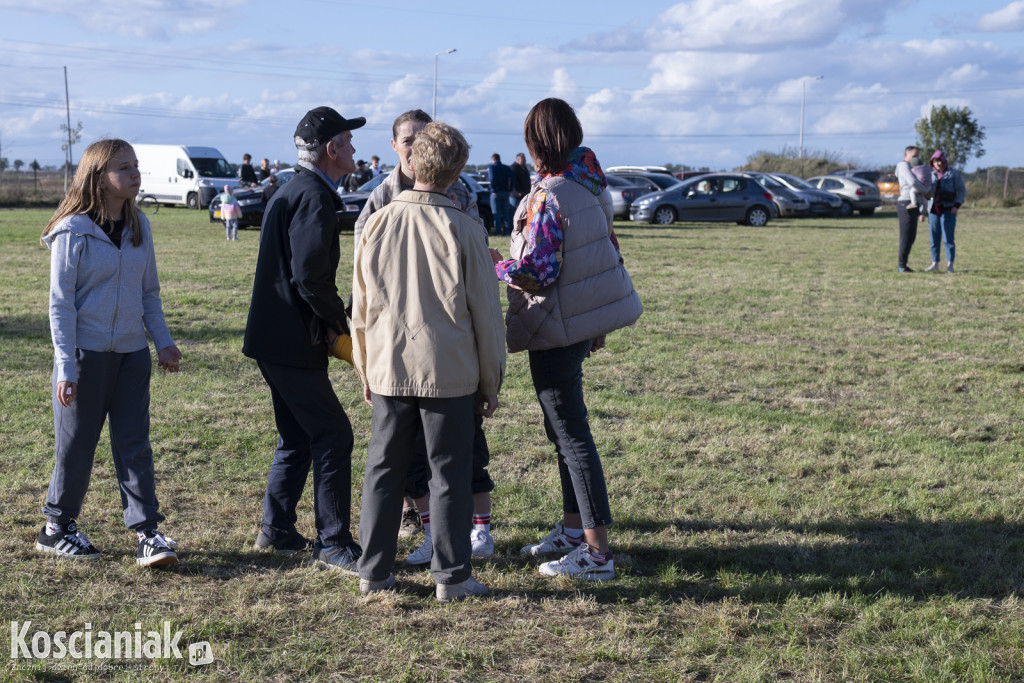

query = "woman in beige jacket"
[351,122,506,602]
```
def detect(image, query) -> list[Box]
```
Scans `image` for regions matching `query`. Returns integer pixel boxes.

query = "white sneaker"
[436,576,488,603]
[470,529,494,558]
[538,543,615,581]
[925,262,938,272]
[520,523,583,557]
[405,536,432,565]
[359,574,396,595]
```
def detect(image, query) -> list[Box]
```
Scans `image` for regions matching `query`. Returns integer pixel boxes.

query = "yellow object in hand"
[330,333,354,365]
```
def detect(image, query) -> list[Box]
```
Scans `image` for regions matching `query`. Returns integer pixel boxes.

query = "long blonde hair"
[41,139,142,247]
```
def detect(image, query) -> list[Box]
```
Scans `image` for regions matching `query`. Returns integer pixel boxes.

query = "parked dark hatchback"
[629,173,774,226]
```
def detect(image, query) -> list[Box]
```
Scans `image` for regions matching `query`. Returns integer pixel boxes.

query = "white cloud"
[548,68,581,101]
[645,0,845,52]
[977,1,1024,31]
[642,51,762,97]
[941,64,989,86]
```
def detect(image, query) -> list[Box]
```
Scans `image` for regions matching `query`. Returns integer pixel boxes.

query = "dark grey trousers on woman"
[43,348,164,531]
[358,393,475,585]
[529,339,613,529]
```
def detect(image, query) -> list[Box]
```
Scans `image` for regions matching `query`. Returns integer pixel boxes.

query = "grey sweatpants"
[358,393,475,585]
[43,348,164,531]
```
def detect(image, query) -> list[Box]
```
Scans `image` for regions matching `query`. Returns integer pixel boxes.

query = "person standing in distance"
[239,153,259,187]
[243,106,365,572]
[488,153,514,236]
[510,152,532,213]
[895,145,932,273]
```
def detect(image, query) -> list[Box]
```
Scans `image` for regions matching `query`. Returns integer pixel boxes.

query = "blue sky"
[1,0,1023,173]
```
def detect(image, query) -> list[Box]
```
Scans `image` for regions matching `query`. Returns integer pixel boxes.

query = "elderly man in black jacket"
[243,106,365,572]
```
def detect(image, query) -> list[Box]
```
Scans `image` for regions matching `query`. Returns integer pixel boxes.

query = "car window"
[822,178,841,190]
[358,173,388,192]
[623,177,659,193]
[459,173,484,194]
[645,174,677,189]
[720,178,744,193]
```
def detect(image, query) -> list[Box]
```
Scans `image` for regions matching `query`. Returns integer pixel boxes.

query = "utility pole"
[64,66,73,193]
[432,49,456,120]
[799,75,823,159]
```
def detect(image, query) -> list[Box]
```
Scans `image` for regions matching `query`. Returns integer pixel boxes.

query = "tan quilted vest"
[505,175,642,352]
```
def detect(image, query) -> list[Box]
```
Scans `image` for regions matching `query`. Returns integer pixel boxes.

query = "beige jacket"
[353,170,481,254]
[505,175,642,352]
[352,190,506,398]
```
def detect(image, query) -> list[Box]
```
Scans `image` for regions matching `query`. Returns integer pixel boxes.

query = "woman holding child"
[492,98,641,581]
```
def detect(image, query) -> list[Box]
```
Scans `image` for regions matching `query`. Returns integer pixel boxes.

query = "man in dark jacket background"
[488,153,514,236]
[509,152,532,215]
[243,105,365,572]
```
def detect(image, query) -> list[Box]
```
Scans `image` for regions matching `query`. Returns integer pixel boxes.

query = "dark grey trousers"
[43,348,164,531]
[529,339,613,529]
[358,393,475,585]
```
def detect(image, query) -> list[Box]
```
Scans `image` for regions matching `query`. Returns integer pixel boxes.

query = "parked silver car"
[738,173,809,218]
[629,173,774,226]
[807,175,882,216]
[747,172,842,216]
[605,174,649,220]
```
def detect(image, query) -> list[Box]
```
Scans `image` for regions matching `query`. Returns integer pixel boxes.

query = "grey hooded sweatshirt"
[44,213,174,384]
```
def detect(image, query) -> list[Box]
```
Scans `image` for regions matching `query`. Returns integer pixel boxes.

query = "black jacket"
[243,165,348,369]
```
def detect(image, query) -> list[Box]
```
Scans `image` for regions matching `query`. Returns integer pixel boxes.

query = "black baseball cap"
[294,106,366,148]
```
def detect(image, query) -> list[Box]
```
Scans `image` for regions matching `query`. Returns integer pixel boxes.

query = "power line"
[7,93,1021,142]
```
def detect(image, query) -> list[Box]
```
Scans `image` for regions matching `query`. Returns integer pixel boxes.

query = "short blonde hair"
[411,122,469,189]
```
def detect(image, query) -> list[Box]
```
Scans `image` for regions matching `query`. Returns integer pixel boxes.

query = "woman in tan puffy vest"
[491,98,642,581]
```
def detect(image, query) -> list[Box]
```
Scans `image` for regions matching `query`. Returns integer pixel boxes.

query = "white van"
[134,144,238,209]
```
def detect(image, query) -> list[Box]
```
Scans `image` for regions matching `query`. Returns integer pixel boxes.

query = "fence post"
[1005,168,1011,201]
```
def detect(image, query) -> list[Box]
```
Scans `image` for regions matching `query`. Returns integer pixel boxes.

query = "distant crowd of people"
[35,98,643,602]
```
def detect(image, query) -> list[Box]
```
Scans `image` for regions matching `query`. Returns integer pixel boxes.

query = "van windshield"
[192,157,234,178]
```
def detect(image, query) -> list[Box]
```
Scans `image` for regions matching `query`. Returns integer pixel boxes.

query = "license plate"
[214,210,221,219]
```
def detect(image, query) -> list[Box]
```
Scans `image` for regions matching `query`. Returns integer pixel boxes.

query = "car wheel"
[653,206,677,225]
[838,200,853,217]
[187,192,199,210]
[859,207,875,216]
[745,206,769,227]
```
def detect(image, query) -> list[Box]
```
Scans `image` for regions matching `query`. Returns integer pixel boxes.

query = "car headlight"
[198,179,214,187]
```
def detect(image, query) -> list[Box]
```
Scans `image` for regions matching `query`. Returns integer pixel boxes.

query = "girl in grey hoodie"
[38,139,182,567]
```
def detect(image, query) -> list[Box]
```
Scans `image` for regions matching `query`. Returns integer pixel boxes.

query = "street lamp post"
[433,49,457,119]
[799,75,823,159]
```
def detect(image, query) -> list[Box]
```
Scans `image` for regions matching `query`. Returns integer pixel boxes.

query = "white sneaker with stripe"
[35,520,101,559]
[136,530,178,567]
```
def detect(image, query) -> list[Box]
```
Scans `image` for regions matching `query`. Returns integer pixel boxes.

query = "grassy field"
[2,205,1024,681]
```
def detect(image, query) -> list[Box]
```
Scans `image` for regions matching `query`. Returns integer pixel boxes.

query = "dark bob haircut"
[523,98,583,174]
